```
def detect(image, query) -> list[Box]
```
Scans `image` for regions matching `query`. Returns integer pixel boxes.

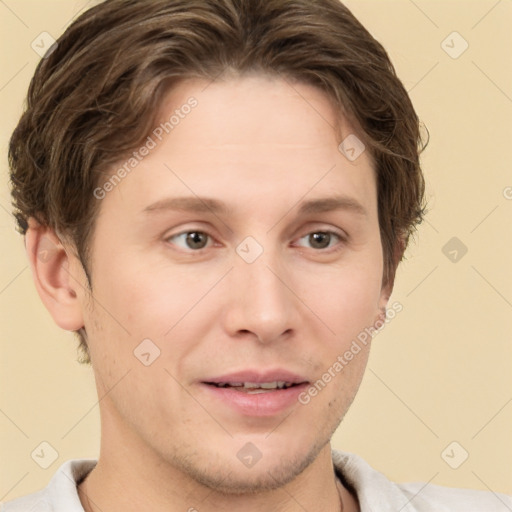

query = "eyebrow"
[143,195,368,218]
[297,196,367,217]
[143,196,232,216]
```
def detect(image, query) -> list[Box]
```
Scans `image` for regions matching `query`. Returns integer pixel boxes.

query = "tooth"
[241,381,293,389]
[258,382,278,389]
[213,381,297,390]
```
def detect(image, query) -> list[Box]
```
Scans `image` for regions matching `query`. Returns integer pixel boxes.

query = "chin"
[190,453,317,495]
[167,434,328,495]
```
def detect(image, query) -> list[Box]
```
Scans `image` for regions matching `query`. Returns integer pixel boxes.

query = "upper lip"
[202,369,309,385]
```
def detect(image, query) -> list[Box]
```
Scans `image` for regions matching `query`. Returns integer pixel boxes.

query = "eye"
[166,230,212,251]
[295,230,343,251]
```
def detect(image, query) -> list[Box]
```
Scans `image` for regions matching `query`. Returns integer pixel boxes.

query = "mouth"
[200,370,310,416]
[204,381,303,394]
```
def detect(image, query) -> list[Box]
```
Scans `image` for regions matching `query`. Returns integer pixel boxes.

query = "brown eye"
[185,232,209,249]
[309,232,332,249]
[167,231,211,250]
[297,231,342,250]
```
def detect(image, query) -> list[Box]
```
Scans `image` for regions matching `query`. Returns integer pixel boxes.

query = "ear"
[376,237,405,323]
[376,282,393,326]
[25,219,85,331]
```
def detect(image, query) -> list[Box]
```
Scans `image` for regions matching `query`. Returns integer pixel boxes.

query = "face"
[71,74,390,492]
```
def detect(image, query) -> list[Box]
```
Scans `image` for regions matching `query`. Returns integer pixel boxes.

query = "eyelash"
[165,229,346,253]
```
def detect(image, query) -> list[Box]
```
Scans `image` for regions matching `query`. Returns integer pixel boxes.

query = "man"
[3,0,511,510]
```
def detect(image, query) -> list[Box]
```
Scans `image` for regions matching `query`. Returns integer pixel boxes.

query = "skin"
[26,74,396,512]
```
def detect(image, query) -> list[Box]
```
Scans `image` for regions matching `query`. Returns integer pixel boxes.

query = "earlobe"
[25,219,85,331]
[373,285,392,332]
[379,281,393,308]
[376,237,405,324]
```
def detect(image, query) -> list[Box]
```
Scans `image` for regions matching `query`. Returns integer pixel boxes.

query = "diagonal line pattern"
[471,266,512,309]
[266,471,309,512]
[425,219,439,234]
[0,472,29,501]
[61,471,106,512]
[164,164,233,234]
[408,62,439,94]
[0,266,28,296]
[200,69,226,93]
[472,61,512,104]
[369,368,439,438]
[61,369,132,439]
[264,407,298,439]
[60,0,94,29]
[471,471,512,511]
[397,473,439,512]
[163,368,233,437]
[407,0,439,28]
[471,0,502,30]
[266,164,337,234]
[472,397,512,439]
[406,265,438,297]
[164,267,233,336]
[470,205,499,233]
[0,202,15,219]
[266,265,336,335]
[0,408,29,438]
[61,265,131,335]
[0,0,29,28]
[0,62,29,92]
[194,472,232,506]
[278,72,336,131]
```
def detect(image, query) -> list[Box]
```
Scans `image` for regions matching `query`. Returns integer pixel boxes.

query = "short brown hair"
[9,0,427,363]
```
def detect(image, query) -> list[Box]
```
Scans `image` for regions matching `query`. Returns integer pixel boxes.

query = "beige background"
[1,0,511,502]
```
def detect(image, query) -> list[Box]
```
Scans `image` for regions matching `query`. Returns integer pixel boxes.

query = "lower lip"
[200,383,309,417]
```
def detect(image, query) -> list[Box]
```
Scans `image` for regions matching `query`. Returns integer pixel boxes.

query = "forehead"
[156,73,352,150]
[99,74,377,220]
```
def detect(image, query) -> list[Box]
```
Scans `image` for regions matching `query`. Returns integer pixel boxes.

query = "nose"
[222,245,299,344]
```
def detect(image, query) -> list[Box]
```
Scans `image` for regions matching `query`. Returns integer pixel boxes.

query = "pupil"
[187,232,207,249]
[310,232,330,249]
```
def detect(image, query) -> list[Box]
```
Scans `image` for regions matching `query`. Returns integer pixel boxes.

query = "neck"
[79,452,348,512]
[78,405,359,512]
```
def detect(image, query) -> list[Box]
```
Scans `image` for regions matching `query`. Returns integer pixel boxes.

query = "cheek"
[88,257,180,333]
[83,257,216,382]
[299,259,383,341]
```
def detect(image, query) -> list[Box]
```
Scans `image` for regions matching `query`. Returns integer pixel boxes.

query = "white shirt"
[2,450,511,511]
